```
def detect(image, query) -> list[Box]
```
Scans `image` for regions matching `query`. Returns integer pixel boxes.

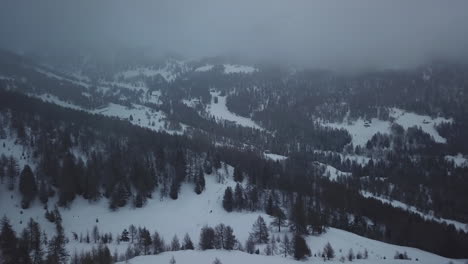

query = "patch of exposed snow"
[322,108,452,146]
[445,154,468,168]
[390,108,452,143]
[323,118,390,147]
[264,153,287,161]
[207,91,262,130]
[223,64,257,74]
[195,64,214,72]
[34,93,85,111]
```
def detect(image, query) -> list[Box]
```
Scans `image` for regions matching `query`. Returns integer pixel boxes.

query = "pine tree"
[120,229,130,242]
[250,216,269,243]
[152,231,165,254]
[348,248,355,261]
[199,226,215,250]
[234,183,244,210]
[27,218,44,264]
[291,194,307,234]
[323,242,335,260]
[265,195,274,215]
[129,225,137,243]
[169,178,180,200]
[272,206,286,232]
[293,234,310,260]
[222,187,234,212]
[233,167,243,182]
[171,235,180,251]
[46,215,68,264]
[224,226,237,250]
[19,165,37,209]
[194,169,205,195]
[6,156,18,190]
[182,233,194,250]
[280,234,292,257]
[0,216,18,264]
[139,228,152,255]
[245,237,255,254]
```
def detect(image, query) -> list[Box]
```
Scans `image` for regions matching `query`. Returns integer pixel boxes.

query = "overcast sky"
[1,0,468,69]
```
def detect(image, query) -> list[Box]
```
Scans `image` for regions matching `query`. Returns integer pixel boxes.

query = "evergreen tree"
[139,228,152,255]
[224,226,237,250]
[46,214,68,264]
[245,237,255,254]
[169,178,180,200]
[293,234,310,260]
[250,216,269,243]
[233,167,243,182]
[348,248,355,261]
[280,234,292,257]
[265,195,274,215]
[182,233,194,250]
[120,229,130,242]
[323,242,335,260]
[6,156,18,190]
[222,187,234,212]
[19,165,37,209]
[194,169,205,195]
[234,183,244,210]
[152,231,165,254]
[171,235,180,251]
[272,207,286,232]
[291,194,307,234]
[199,226,215,250]
[0,216,18,264]
[27,218,44,264]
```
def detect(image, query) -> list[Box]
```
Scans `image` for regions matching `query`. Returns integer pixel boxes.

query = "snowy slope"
[195,64,214,72]
[322,108,452,146]
[361,191,467,232]
[223,64,257,74]
[445,154,468,168]
[207,91,262,130]
[118,229,467,264]
[1,161,465,264]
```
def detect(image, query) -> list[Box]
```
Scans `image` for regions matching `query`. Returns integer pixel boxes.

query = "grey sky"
[1,0,468,69]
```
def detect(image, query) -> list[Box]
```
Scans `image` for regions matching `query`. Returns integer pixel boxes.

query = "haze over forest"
[2,0,468,70]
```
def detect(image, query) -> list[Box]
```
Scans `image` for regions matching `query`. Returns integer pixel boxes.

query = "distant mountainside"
[0,50,468,263]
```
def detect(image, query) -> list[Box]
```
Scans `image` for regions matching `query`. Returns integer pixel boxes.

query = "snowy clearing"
[195,64,214,72]
[322,108,452,146]
[223,64,257,74]
[445,154,468,168]
[361,191,467,232]
[207,91,262,130]
[264,153,287,161]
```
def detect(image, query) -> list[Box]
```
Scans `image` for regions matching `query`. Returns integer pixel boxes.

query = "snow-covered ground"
[318,163,352,181]
[223,64,257,74]
[30,93,184,135]
[445,154,468,168]
[195,64,214,72]
[264,153,287,161]
[119,247,466,264]
[34,93,87,111]
[1,161,465,264]
[207,91,262,130]
[390,108,452,143]
[322,108,452,147]
[361,191,467,232]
